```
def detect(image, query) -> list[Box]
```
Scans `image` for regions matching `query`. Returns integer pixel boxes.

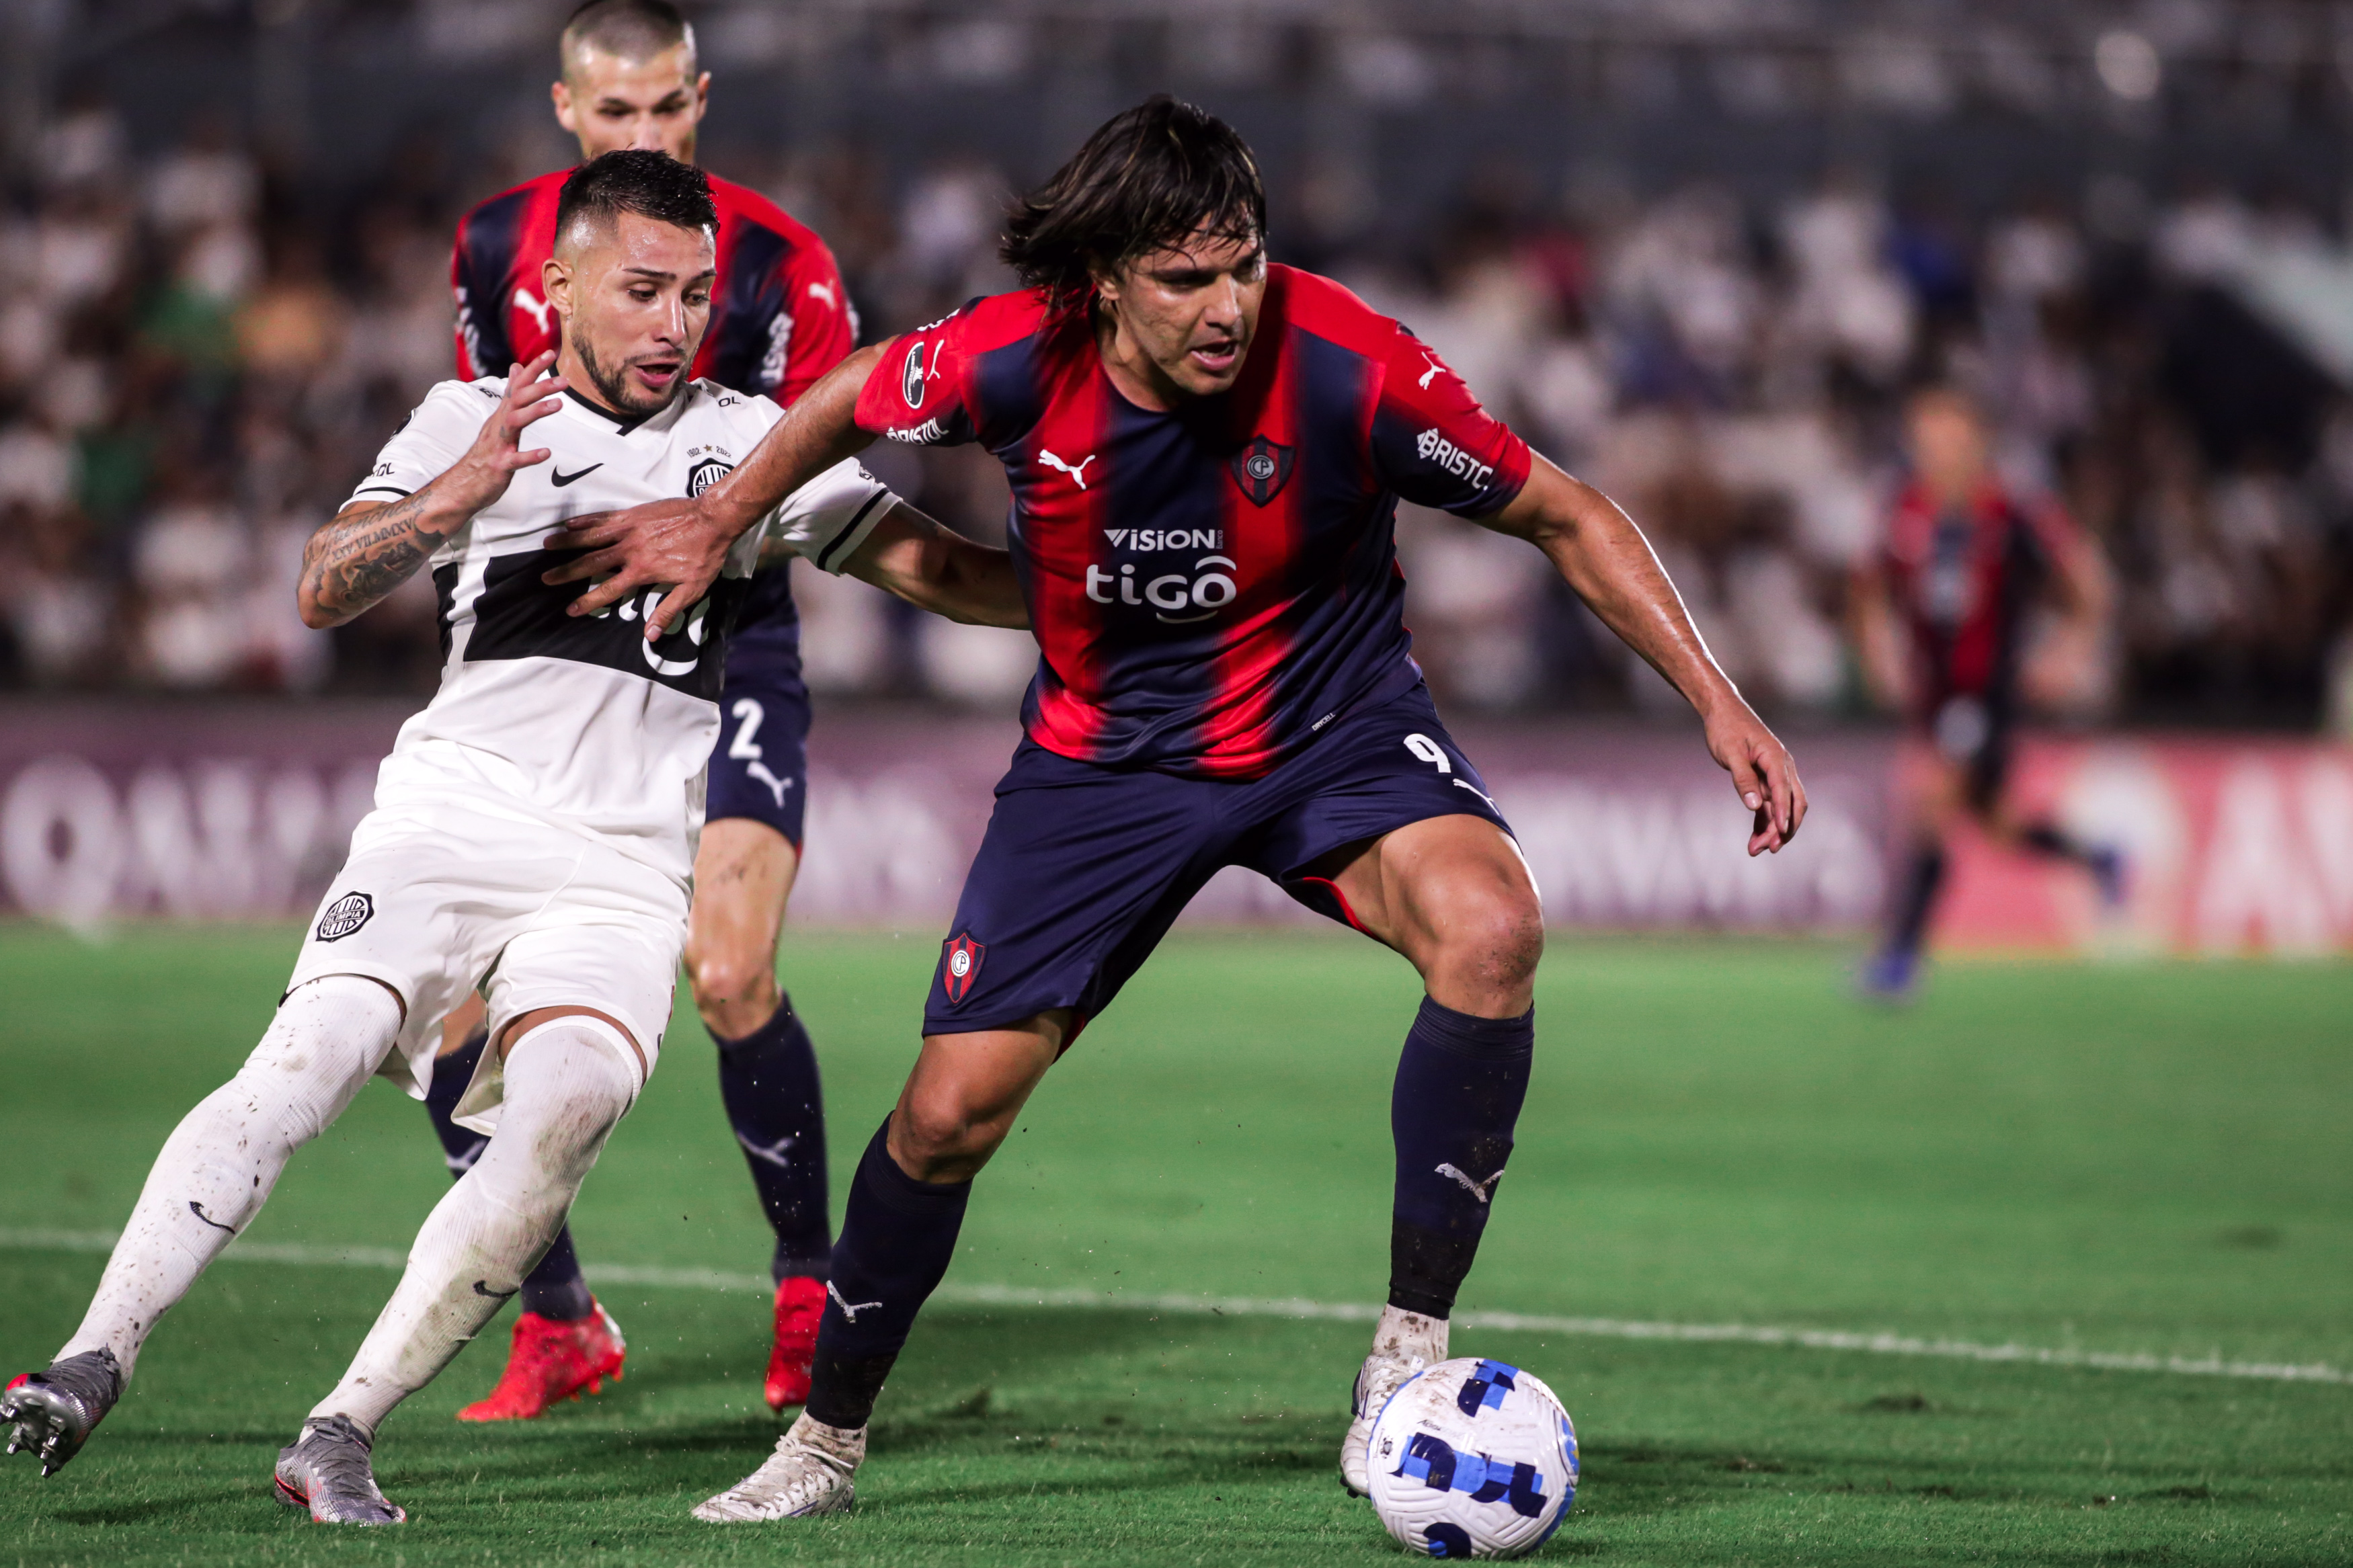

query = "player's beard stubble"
[574,336,684,420]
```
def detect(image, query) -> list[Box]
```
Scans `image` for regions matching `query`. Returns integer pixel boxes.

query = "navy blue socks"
[803,1120,970,1430]
[424,1029,594,1321]
[1886,843,1948,958]
[1388,997,1535,1319]
[714,995,832,1284]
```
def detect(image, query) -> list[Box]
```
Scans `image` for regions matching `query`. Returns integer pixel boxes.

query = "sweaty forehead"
[563,209,715,272]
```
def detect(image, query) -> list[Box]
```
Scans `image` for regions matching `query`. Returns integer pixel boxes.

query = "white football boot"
[1339,1305,1449,1497]
[692,1411,865,1522]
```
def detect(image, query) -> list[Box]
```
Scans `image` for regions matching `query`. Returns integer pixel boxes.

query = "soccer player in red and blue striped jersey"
[1852,384,2122,999]
[555,97,1808,1523]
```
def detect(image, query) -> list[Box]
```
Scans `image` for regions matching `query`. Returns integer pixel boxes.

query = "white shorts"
[284,798,684,1132]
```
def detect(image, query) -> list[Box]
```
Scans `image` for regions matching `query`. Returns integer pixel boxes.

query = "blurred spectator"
[1,71,2346,734]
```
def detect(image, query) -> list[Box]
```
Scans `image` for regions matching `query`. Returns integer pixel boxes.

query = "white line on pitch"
[1,1227,2342,1388]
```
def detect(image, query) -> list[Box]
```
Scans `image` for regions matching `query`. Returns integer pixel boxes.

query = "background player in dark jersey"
[1852,384,2124,1001]
[426,0,854,1421]
[553,98,1805,1523]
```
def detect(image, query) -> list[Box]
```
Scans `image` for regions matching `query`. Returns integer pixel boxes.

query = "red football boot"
[457,1300,626,1421]
[765,1276,827,1411]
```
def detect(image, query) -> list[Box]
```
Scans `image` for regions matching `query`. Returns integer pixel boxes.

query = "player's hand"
[2023,625,2102,712]
[1702,696,1806,856]
[438,352,565,524]
[541,495,731,638]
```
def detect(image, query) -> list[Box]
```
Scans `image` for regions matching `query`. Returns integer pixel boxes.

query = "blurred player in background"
[550,97,1806,1523]
[3,151,1022,1520]
[429,0,854,1421]
[1853,384,2124,1001]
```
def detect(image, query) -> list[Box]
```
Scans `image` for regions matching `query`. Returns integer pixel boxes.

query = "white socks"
[61,977,404,1377]
[1369,1303,1449,1370]
[310,1017,639,1437]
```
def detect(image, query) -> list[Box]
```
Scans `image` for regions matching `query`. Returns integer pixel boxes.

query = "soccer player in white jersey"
[0,151,1023,1524]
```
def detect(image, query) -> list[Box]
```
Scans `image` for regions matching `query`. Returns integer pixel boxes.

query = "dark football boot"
[1,1348,124,1476]
[273,1415,406,1524]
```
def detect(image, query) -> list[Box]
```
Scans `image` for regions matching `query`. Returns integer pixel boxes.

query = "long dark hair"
[1000,96,1266,311]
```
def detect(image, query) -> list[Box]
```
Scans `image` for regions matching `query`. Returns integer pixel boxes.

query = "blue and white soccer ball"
[1365,1357,1578,1559]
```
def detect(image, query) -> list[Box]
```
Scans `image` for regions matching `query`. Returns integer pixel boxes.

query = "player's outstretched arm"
[300,354,566,629]
[834,502,1029,630]
[1484,453,1806,856]
[545,343,886,638]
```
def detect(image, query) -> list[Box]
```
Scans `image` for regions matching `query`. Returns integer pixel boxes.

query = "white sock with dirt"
[307,1018,639,1437]
[1369,1303,1449,1370]
[58,976,404,1378]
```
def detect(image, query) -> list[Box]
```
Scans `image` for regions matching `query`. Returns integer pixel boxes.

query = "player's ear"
[543,255,574,319]
[551,78,578,137]
[1090,257,1123,306]
[692,71,711,118]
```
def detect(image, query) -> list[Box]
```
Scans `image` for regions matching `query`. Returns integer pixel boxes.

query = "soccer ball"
[1365,1357,1578,1559]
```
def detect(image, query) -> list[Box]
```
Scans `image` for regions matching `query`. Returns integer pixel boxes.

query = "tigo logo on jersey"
[941,934,986,1004]
[315,893,374,942]
[902,341,928,409]
[1230,435,1295,505]
[1415,428,1494,490]
[1086,556,1238,622]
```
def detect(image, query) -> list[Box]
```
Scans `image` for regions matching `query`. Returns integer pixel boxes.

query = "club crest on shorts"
[941,934,985,1005]
[1230,435,1294,506]
[315,893,374,942]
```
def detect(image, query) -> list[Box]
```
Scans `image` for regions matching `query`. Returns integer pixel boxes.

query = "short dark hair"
[1000,96,1266,311]
[562,0,694,69]
[556,149,717,249]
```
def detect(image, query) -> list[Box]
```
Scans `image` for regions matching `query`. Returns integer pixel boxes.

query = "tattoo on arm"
[303,495,440,622]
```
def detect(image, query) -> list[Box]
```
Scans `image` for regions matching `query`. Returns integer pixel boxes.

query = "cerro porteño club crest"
[1230,435,1294,506]
[941,934,985,1005]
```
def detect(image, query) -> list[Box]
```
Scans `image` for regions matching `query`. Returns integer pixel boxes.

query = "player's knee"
[1435,886,1546,995]
[237,975,404,1138]
[687,946,776,1012]
[891,1089,1011,1182]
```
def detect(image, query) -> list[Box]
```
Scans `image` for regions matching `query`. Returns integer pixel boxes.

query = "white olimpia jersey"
[348,376,891,882]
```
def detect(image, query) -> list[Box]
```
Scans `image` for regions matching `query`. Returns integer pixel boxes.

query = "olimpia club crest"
[688,458,733,497]
[1230,434,1294,505]
[315,892,374,942]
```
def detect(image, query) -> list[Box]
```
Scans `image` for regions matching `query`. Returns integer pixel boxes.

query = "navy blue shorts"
[707,571,810,847]
[924,682,1512,1038]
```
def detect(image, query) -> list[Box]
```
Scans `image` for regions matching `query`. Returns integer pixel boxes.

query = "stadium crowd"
[2,95,2346,729]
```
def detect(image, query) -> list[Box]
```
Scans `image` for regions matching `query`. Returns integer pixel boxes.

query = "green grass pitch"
[0,925,2346,1565]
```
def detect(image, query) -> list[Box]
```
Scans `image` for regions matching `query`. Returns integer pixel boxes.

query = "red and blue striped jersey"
[853,265,1533,779]
[1880,478,2078,717]
[450,167,854,403]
